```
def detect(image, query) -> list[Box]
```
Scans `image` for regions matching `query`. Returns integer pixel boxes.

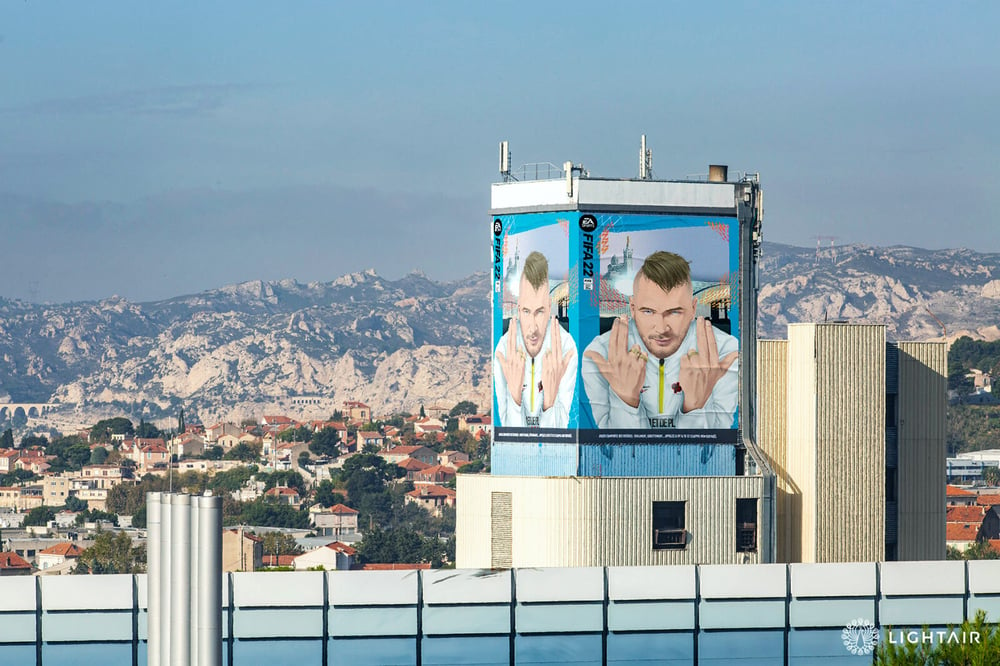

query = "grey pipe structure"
[146,492,223,666]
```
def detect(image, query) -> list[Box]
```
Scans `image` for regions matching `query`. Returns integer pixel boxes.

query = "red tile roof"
[265,486,300,496]
[947,485,977,497]
[262,555,296,567]
[407,484,457,500]
[947,506,986,522]
[976,495,1000,506]
[946,523,980,541]
[39,543,84,557]
[397,458,431,472]
[325,542,357,556]
[0,551,31,570]
[328,503,358,515]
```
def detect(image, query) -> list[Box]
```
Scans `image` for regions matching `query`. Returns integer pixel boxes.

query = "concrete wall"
[897,342,947,560]
[457,474,764,568]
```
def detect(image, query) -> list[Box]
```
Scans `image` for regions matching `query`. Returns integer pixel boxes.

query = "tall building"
[458,150,774,567]
[757,323,947,563]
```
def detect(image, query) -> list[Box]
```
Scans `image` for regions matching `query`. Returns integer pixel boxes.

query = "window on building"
[736,498,758,553]
[652,501,686,550]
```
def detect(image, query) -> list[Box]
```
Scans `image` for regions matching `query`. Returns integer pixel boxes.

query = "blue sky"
[1,2,997,303]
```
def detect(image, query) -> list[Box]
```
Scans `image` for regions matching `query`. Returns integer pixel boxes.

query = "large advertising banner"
[492,213,578,443]
[577,212,740,445]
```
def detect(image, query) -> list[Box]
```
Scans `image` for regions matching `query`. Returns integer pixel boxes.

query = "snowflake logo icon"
[842,617,880,655]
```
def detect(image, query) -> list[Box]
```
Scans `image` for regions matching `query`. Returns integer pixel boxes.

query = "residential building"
[80,464,126,490]
[397,457,431,481]
[458,414,492,437]
[412,465,456,486]
[309,503,359,537]
[205,422,243,444]
[947,485,978,507]
[42,474,72,506]
[357,431,384,450]
[343,401,370,422]
[405,484,456,517]
[36,543,83,572]
[438,450,470,468]
[292,542,356,571]
[378,445,436,466]
[0,552,31,576]
[221,529,263,572]
[264,486,301,507]
[0,450,20,474]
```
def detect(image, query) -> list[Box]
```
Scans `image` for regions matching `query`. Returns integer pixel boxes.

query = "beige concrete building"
[457,475,764,568]
[757,323,946,563]
[222,529,263,572]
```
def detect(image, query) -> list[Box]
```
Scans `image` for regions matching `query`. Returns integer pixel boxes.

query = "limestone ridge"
[757,243,1000,341]
[0,271,490,424]
[2,243,1000,425]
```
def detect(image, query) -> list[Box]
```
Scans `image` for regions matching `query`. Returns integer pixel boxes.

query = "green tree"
[263,470,306,495]
[418,405,426,418]
[259,532,304,557]
[90,417,134,442]
[90,446,109,465]
[314,480,345,508]
[75,508,118,526]
[983,466,1000,487]
[279,425,313,443]
[203,445,223,460]
[449,401,477,417]
[876,610,1000,664]
[0,428,13,449]
[297,451,312,468]
[24,505,56,526]
[224,441,262,462]
[78,530,145,574]
[136,419,161,439]
[239,500,309,528]
[208,465,256,493]
[309,427,341,458]
[20,434,49,448]
[64,495,88,512]
[177,408,186,435]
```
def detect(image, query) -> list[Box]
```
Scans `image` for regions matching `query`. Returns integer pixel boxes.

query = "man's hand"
[679,317,738,413]
[584,316,646,408]
[495,324,525,406]
[541,317,572,411]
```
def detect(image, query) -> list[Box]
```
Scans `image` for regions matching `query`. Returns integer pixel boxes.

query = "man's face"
[630,274,697,359]
[517,276,550,358]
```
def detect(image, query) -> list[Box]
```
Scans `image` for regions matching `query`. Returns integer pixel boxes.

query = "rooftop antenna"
[499,141,516,182]
[639,134,653,180]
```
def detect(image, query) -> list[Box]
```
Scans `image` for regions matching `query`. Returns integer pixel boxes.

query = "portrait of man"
[582,250,738,429]
[493,251,577,428]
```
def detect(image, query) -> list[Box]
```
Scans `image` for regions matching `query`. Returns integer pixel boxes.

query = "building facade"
[756,324,946,563]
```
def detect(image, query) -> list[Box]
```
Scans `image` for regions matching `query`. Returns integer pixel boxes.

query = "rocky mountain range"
[2,242,1000,430]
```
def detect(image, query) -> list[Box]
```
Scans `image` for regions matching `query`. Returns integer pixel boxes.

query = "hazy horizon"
[2,2,997,303]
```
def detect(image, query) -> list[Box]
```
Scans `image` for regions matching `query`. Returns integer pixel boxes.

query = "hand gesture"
[495,324,525,406]
[678,317,738,413]
[541,317,572,411]
[584,316,646,408]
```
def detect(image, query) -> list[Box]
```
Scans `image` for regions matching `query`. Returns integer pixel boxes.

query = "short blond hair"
[521,251,549,291]
[638,251,690,291]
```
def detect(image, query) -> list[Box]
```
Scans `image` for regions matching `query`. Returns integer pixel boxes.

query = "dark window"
[885,394,897,428]
[652,501,686,549]
[736,498,757,553]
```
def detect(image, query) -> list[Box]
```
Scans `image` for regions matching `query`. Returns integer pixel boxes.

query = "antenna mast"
[639,135,653,179]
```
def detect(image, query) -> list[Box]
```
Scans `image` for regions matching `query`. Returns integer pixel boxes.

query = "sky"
[1,2,997,303]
